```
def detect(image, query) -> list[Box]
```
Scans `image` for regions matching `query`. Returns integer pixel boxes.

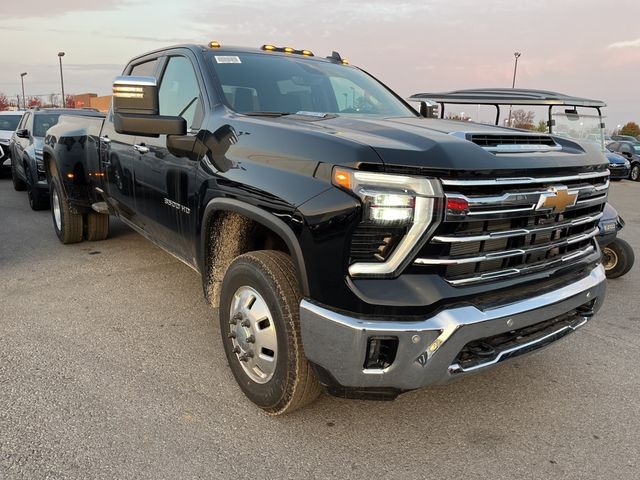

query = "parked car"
[10,108,103,209]
[597,203,634,278]
[0,111,24,177]
[607,141,640,181]
[611,135,639,144]
[44,44,607,414]
[605,151,631,180]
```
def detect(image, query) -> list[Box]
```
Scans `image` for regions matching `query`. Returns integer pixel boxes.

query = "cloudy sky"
[1,0,638,127]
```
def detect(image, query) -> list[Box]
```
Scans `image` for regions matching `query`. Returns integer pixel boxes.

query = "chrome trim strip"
[113,75,157,87]
[441,170,609,186]
[445,245,595,286]
[446,179,608,213]
[414,227,599,266]
[483,144,563,153]
[433,212,603,243]
[448,316,589,374]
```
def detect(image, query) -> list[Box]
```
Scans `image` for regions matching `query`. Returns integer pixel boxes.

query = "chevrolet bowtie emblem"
[535,186,578,213]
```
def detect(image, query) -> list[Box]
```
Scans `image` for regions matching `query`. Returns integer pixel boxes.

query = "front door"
[132,53,204,263]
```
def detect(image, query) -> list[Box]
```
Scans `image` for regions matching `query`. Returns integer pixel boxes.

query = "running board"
[91,202,110,214]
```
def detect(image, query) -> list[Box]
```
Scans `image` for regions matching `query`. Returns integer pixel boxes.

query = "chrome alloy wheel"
[228,286,277,384]
[602,246,618,271]
[52,186,62,230]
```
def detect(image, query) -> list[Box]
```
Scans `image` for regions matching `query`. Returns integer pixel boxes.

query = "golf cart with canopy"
[408,88,634,279]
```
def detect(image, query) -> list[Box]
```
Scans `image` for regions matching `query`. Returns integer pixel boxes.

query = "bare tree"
[510,109,535,129]
[27,96,42,108]
[0,93,9,111]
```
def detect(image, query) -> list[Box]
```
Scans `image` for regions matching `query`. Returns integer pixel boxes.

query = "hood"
[0,131,12,143]
[605,151,627,164]
[275,115,608,172]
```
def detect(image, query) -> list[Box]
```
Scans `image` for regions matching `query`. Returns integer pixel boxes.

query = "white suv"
[0,111,24,177]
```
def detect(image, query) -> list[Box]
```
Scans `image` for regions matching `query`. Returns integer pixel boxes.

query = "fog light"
[364,336,399,370]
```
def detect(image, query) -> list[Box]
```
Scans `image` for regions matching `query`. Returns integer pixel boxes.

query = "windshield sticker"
[215,56,241,64]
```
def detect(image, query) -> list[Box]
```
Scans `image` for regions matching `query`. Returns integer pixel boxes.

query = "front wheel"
[11,159,26,191]
[50,175,84,244]
[630,164,640,182]
[25,164,49,211]
[219,250,321,415]
[602,238,635,278]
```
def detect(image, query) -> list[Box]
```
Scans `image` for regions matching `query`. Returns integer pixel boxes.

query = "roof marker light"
[262,44,276,51]
[208,40,221,48]
[283,47,295,53]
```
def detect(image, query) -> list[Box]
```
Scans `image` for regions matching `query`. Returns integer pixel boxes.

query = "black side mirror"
[112,75,186,137]
[15,129,29,138]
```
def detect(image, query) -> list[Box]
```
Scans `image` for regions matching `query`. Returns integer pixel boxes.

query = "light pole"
[58,52,66,108]
[20,72,27,110]
[507,51,522,126]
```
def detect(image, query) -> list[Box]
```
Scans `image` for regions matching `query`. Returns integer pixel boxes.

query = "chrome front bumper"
[300,265,606,391]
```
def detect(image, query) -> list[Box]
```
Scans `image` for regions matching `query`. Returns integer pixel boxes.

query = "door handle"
[100,136,111,144]
[133,143,150,154]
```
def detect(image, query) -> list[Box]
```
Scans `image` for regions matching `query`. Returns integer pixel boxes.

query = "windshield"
[34,113,61,137]
[0,115,22,132]
[210,52,413,117]
[551,107,605,151]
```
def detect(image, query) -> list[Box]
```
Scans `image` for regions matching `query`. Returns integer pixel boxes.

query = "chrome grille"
[414,171,608,286]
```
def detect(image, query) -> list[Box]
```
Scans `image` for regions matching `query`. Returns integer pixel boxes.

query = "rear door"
[132,52,205,262]
[101,58,159,225]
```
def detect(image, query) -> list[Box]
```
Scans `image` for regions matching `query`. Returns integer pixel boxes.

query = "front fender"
[198,198,310,296]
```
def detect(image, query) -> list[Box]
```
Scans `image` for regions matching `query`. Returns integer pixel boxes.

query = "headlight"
[333,168,442,277]
[624,160,630,168]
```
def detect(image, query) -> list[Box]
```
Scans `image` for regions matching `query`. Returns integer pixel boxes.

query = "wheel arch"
[199,198,310,304]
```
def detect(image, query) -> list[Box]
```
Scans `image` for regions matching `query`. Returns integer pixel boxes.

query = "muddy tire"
[219,250,321,415]
[85,212,109,241]
[602,238,634,279]
[50,175,84,244]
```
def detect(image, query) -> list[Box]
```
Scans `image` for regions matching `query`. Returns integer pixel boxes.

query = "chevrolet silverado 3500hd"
[43,42,608,414]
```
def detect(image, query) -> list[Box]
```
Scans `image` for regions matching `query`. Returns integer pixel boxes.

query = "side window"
[129,59,158,77]
[18,113,30,131]
[158,56,203,129]
[620,144,632,154]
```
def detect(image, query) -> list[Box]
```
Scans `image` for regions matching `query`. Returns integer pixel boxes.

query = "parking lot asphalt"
[1,177,639,480]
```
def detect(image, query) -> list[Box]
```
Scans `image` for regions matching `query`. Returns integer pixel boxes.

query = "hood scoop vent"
[457,132,562,153]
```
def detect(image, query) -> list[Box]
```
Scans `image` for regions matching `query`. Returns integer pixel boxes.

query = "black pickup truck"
[44,42,608,414]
